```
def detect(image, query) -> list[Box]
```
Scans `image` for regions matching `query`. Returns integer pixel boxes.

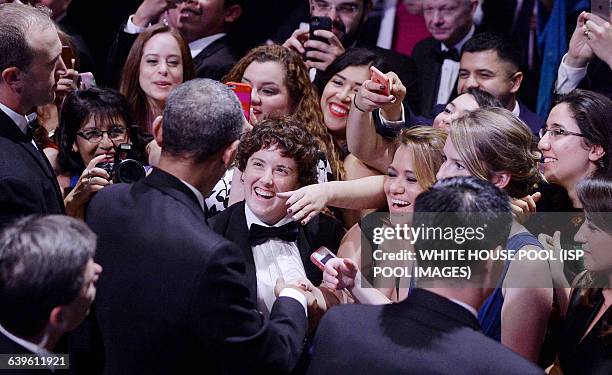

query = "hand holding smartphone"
[370,66,390,96]
[306,16,332,62]
[226,82,252,122]
[310,246,337,271]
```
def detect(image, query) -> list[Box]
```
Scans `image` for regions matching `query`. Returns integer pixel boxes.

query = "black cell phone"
[309,16,332,44]
[592,0,612,21]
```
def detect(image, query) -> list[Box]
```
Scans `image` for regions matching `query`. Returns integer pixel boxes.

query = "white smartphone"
[310,246,336,271]
[592,0,612,21]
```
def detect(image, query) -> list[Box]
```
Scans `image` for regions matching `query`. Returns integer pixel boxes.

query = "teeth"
[543,157,557,163]
[392,199,410,206]
[254,187,274,198]
[330,103,348,115]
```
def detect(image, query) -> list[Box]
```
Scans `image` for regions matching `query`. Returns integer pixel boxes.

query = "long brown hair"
[223,44,344,181]
[119,24,195,134]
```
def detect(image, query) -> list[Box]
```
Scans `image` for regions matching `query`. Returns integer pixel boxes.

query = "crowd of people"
[0,0,611,374]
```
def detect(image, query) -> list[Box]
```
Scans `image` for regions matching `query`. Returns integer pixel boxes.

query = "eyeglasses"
[77,126,128,143]
[538,126,586,140]
[312,0,360,16]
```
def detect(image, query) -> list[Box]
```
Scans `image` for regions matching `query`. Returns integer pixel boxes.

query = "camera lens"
[114,159,145,183]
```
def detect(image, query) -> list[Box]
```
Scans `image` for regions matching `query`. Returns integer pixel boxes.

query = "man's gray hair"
[162,79,244,162]
[0,215,96,338]
[0,3,53,73]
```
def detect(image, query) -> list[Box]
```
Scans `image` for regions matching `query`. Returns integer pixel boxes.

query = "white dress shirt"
[555,53,588,94]
[0,102,38,149]
[0,323,51,357]
[179,178,205,211]
[245,203,308,318]
[448,298,479,319]
[436,25,476,105]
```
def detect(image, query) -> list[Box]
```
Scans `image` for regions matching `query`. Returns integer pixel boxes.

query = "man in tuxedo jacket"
[0,215,102,374]
[307,177,544,375]
[81,79,309,375]
[106,0,242,87]
[412,0,478,116]
[211,118,345,318]
[458,32,545,135]
[282,0,420,112]
[0,3,66,229]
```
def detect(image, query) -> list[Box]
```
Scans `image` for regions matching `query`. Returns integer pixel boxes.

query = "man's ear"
[222,139,240,169]
[152,115,163,148]
[509,71,524,94]
[589,144,605,163]
[224,4,242,24]
[48,306,70,332]
[490,171,511,190]
[469,0,479,15]
[1,67,24,91]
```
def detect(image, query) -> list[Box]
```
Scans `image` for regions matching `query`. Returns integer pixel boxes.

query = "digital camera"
[96,143,145,184]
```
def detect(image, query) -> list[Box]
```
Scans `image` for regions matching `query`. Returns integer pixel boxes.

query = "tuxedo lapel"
[225,202,258,301]
[423,44,443,113]
[296,216,324,287]
[193,36,229,64]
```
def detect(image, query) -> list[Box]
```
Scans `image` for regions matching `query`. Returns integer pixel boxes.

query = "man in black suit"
[81,79,310,374]
[106,0,242,87]
[282,0,420,111]
[413,0,478,116]
[212,118,345,318]
[0,3,66,229]
[307,177,544,375]
[0,215,102,373]
[458,32,545,135]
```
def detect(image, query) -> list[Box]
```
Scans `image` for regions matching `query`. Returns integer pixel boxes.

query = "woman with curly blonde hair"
[223,44,343,183]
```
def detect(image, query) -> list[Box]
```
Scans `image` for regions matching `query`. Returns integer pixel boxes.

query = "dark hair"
[313,47,384,94]
[57,87,146,175]
[553,89,612,178]
[0,3,53,73]
[465,87,503,109]
[236,117,320,188]
[162,79,243,162]
[414,176,512,279]
[577,177,612,235]
[462,32,521,71]
[119,24,195,134]
[0,215,96,338]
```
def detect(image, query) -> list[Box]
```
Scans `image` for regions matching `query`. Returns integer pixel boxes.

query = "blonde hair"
[450,108,542,198]
[396,126,447,190]
[223,44,344,180]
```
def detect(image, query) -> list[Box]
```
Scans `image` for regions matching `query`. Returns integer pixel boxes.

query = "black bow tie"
[249,222,299,246]
[436,48,460,63]
[26,118,40,142]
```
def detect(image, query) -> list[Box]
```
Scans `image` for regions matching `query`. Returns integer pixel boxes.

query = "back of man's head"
[161,79,243,163]
[0,215,96,339]
[413,176,512,282]
[461,32,521,72]
[0,3,53,74]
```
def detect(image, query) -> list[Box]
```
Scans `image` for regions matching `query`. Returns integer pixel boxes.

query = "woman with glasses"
[54,87,147,219]
[538,89,612,209]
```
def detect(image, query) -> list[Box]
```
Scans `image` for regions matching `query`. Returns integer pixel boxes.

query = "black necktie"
[249,222,299,246]
[437,48,460,63]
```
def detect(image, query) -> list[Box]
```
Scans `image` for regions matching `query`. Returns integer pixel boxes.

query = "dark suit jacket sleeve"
[190,239,308,373]
[0,176,47,229]
[105,25,138,88]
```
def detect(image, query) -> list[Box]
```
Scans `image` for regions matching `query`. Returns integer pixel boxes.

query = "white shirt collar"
[0,102,36,135]
[441,25,476,52]
[179,179,205,211]
[189,33,226,58]
[512,100,521,117]
[448,298,479,319]
[0,323,51,356]
[244,202,293,230]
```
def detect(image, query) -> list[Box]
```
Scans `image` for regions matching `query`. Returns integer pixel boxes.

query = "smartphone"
[61,45,74,70]
[226,82,252,122]
[591,0,612,21]
[310,246,337,271]
[309,16,332,43]
[370,66,390,96]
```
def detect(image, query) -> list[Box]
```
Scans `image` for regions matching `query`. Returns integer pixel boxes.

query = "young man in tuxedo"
[80,79,312,374]
[0,3,66,229]
[307,177,543,374]
[0,215,102,373]
[212,118,345,318]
